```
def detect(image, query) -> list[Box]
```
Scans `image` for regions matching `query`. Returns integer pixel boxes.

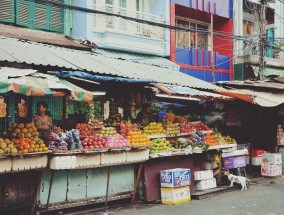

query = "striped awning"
[0,76,93,102]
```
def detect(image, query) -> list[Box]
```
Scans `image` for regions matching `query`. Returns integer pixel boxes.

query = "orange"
[34,148,39,152]
[38,148,43,152]
[23,149,28,154]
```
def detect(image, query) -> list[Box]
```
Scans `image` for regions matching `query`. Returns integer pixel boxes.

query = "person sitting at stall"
[135,103,154,126]
[32,101,53,136]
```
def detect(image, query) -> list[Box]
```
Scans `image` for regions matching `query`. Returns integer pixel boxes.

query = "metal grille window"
[106,0,113,5]
[176,18,208,50]
[109,101,118,115]
[119,0,126,8]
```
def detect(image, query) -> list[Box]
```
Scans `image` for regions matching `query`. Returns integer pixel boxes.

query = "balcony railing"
[92,4,165,40]
[243,48,284,60]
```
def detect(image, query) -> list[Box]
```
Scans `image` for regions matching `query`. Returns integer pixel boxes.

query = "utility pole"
[259,0,268,80]
[211,3,215,82]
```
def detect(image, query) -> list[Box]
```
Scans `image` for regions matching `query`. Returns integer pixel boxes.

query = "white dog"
[224,171,250,191]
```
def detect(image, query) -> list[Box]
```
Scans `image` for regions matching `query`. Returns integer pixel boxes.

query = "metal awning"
[0,36,223,91]
[152,83,234,101]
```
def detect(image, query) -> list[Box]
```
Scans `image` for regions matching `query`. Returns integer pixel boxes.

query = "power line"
[25,0,252,41]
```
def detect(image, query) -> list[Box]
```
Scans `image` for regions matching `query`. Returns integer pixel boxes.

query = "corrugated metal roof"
[95,49,180,71]
[0,24,90,50]
[217,80,284,90]
[0,36,223,91]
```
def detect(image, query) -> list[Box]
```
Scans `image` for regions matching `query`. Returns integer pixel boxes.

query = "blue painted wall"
[181,68,230,82]
[171,0,232,19]
[215,53,230,70]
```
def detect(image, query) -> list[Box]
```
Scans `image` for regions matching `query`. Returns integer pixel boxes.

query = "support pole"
[104,166,111,214]
[131,162,143,204]
[211,3,215,82]
[259,0,268,80]
[45,170,54,215]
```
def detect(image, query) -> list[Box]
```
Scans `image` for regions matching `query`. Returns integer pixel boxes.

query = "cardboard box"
[223,156,246,169]
[49,155,77,170]
[261,164,282,177]
[160,168,191,188]
[245,156,261,166]
[160,186,191,205]
[261,153,282,165]
[195,178,217,190]
[203,161,218,170]
[194,170,213,181]
[252,149,265,157]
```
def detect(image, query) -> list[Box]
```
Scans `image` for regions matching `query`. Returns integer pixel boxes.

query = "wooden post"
[131,162,143,204]
[30,171,43,215]
[45,170,54,215]
[105,166,111,213]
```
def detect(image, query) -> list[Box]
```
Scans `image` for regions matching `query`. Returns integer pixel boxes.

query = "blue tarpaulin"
[52,71,157,83]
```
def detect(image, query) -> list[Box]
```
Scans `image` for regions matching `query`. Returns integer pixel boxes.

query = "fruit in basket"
[107,135,131,148]
[127,131,152,147]
[82,136,108,149]
[51,126,64,134]
[76,123,95,137]
[223,135,237,144]
[164,113,175,122]
[150,138,171,153]
[143,122,166,135]
[180,123,194,133]
[88,119,103,129]
[191,122,212,131]
[119,122,140,137]
[98,127,118,138]
[205,133,219,146]
[7,123,39,140]
[163,121,180,136]
[213,132,225,144]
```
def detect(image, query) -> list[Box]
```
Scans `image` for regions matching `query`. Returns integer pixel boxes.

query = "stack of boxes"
[261,153,282,177]
[245,149,265,166]
[194,170,217,190]
[160,168,191,204]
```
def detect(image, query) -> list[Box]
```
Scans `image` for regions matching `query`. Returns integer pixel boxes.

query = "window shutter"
[16,0,31,27]
[49,0,63,33]
[34,3,49,30]
[0,0,15,23]
[50,8,63,33]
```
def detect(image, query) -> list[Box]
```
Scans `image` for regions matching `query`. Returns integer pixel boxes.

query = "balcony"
[92,4,167,56]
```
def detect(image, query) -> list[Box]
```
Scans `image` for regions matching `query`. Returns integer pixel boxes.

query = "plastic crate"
[126,149,149,162]
[0,157,12,173]
[161,186,191,205]
[100,151,127,165]
[76,154,100,168]
[12,154,48,171]
[49,155,77,170]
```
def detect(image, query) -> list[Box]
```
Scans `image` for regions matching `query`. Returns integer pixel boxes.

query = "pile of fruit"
[223,135,237,144]
[190,122,212,131]
[76,123,95,137]
[150,138,172,153]
[119,121,140,138]
[104,113,123,127]
[143,122,165,135]
[180,123,195,133]
[107,135,131,148]
[163,113,175,122]
[97,127,118,138]
[127,131,152,147]
[7,123,39,139]
[51,126,64,134]
[174,116,188,123]
[163,121,180,136]
[172,139,190,149]
[0,138,17,155]
[82,136,108,150]
[88,119,103,129]
[213,132,226,144]
[188,131,205,145]
[205,133,219,146]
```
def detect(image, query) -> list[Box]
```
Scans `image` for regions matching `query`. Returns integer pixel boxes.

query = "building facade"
[233,0,284,80]
[169,0,234,82]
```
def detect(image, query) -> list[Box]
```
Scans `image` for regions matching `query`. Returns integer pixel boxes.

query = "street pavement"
[70,176,284,215]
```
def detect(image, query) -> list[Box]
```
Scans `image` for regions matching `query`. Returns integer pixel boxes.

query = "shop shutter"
[34,3,49,30]
[0,0,15,23]
[16,0,31,27]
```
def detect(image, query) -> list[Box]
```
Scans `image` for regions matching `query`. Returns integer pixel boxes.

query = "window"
[176,18,208,50]
[243,20,254,36]
[0,0,63,33]
[106,0,113,5]
[119,0,126,8]
[109,101,118,115]
[136,0,140,11]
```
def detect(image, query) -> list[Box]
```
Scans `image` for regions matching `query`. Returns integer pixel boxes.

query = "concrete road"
[71,176,284,215]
